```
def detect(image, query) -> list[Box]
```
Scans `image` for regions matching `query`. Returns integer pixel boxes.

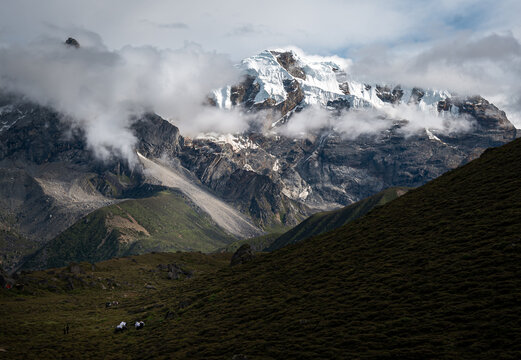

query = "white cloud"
[278,104,475,140]
[349,33,521,127]
[0,37,240,164]
[2,0,520,60]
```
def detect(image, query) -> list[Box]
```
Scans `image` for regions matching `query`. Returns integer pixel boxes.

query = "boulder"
[166,263,193,280]
[230,244,254,266]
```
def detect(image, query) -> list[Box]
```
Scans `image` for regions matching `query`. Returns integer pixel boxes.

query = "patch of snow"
[298,188,310,200]
[195,133,258,152]
[272,159,280,172]
[425,128,450,146]
[425,128,441,141]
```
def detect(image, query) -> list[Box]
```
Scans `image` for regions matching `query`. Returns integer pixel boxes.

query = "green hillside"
[2,138,521,359]
[267,186,409,251]
[22,190,236,270]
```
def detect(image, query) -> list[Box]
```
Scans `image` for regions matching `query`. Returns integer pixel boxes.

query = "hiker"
[114,321,127,333]
[66,324,69,334]
[134,321,145,330]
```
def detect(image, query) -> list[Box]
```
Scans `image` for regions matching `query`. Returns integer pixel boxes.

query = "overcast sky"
[1,0,520,59]
[0,0,520,162]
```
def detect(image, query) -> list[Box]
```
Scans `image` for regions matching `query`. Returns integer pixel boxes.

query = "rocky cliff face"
[198,49,517,210]
[0,98,183,270]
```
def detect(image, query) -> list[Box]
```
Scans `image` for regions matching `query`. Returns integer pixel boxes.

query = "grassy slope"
[0,252,232,359]
[23,190,236,269]
[223,187,407,253]
[267,186,409,251]
[2,138,521,359]
[218,232,284,253]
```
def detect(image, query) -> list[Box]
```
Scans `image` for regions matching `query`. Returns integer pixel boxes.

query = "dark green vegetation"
[0,211,38,272]
[23,190,236,270]
[267,186,409,251]
[223,187,408,253]
[218,232,283,253]
[0,252,232,359]
[2,137,521,359]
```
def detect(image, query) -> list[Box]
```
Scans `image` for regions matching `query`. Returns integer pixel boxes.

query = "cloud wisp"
[279,104,476,140]
[349,32,521,127]
[0,36,240,164]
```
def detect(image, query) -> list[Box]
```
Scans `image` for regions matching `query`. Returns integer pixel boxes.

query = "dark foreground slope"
[2,138,521,359]
[267,186,409,251]
[138,138,521,359]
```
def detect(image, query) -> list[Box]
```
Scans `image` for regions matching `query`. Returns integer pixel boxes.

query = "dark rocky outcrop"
[230,75,259,108]
[375,85,404,104]
[230,244,254,266]
[67,262,83,274]
[338,82,350,95]
[157,263,193,280]
[270,51,306,80]
[409,87,425,104]
[0,103,88,164]
[132,114,183,159]
[327,98,351,113]
[64,37,80,48]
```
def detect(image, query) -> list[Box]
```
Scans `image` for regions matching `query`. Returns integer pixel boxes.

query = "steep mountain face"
[0,98,215,270]
[0,96,262,271]
[179,135,310,227]
[0,98,119,270]
[0,48,518,270]
[191,49,516,211]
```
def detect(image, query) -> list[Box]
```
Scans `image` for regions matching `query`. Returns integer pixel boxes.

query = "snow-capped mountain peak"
[211,48,456,125]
